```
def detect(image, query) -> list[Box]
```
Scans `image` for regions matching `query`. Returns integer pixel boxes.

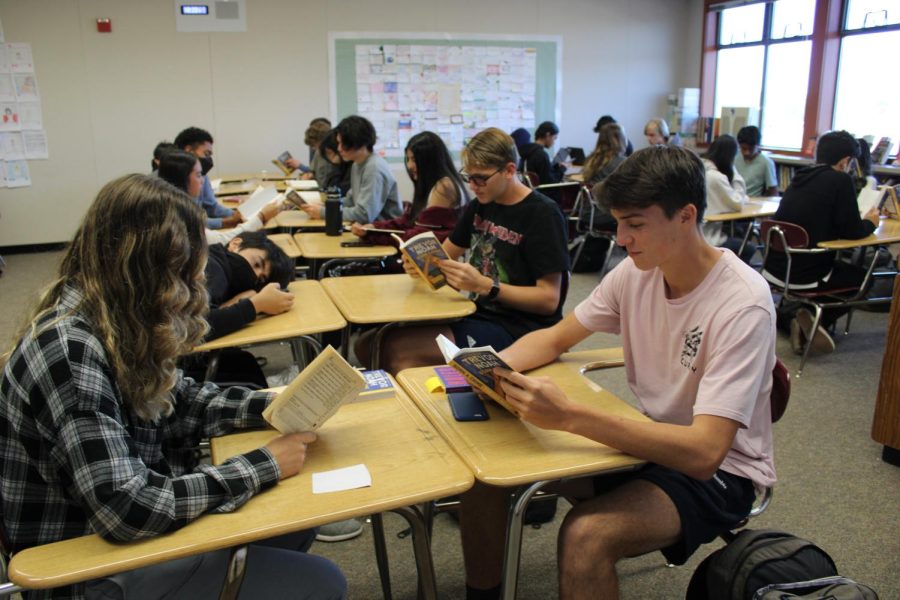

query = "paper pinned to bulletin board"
[330,33,561,162]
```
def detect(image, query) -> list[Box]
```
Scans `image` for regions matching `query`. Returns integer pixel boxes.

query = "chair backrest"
[760,219,809,253]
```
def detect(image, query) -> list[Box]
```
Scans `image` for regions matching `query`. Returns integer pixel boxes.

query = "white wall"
[0,0,702,246]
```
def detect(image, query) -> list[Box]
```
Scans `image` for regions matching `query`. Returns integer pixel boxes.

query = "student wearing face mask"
[174,126,242,229]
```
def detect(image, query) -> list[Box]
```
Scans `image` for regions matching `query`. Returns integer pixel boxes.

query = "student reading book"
[390,231,449,290]
[273,150,303,176]
[350,131,468,251]
[263,345,367,433]
[436,334,518,416]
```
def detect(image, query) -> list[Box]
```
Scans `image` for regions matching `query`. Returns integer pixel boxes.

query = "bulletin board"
[329,32,561,162]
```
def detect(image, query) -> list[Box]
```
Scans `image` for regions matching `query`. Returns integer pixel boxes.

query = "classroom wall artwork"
[0,40,48,188]
[330,34,561,162]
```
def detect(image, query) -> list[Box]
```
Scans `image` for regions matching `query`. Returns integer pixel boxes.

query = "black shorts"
[593,464,755,565]
[450,314,516,351]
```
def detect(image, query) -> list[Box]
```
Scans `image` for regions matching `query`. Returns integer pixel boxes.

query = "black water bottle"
[325,187,342,236]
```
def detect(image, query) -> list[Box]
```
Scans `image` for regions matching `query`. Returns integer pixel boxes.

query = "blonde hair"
[462,128,518,171]
[644,117,670,141]
[582,123,628,183]
[4,174,209,421]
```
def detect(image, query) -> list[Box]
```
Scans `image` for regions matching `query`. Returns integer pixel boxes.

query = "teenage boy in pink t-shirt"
[489,145,777,600]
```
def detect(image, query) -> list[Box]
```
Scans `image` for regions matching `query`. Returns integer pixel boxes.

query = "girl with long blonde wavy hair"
[0,174,345,599]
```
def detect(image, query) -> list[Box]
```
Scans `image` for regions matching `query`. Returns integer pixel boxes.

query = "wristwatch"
[485,276,501,301]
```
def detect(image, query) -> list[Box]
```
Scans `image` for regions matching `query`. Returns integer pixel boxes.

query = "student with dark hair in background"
[700,135,751,260]
[157,149,281,246]
[351,130,468,248]
[174,126,241,229]
[762,130,880,355]
[312,129,352,195]
[735,126,778,197]
[517,121,567,190]
[151,141,176,172]
[301,115,402,224]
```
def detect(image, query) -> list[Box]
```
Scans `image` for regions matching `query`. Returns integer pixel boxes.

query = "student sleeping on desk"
[0,175,345,600]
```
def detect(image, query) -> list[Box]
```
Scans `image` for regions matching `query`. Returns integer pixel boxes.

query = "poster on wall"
[5,158,30,187]
[0,73,14,102]
[5,43,33,73]
[0,131,25,159]
[13,72,38,101]
[0,101,19,131]
[17,101,41,130]
[0,160,6,188]
[23,129,48,159]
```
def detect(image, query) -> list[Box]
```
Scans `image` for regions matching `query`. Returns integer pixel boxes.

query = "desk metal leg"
[289,335,322,369]
[219,544,249,600]
[0,582,24,597]
[340,324,352,360]
[501,481,549,600]
[371,514,393,600]
[204,350,221,382]
[389,506,438,600]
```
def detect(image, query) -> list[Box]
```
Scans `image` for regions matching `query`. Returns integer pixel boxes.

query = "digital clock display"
[180,5,209,15]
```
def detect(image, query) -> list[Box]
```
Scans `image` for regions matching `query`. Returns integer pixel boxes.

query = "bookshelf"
[769,154,900,192]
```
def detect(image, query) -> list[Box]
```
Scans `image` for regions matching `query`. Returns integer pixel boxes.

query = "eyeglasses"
[460,168,503,187]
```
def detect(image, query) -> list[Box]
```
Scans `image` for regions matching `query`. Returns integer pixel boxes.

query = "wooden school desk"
[266,233,302,258]
[705,197,781,255]
[266,209,327,231]
[703,197,780,223]
[817,217,900,250]
[192,280,346,380]
[321,273,476,367]
[397,348,648,600]
[216,171,291,184]
[293,232,397,279]
[6,393,473,600]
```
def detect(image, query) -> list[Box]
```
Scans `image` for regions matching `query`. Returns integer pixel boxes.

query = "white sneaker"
[265,365,299,387]
[316,518,364,542]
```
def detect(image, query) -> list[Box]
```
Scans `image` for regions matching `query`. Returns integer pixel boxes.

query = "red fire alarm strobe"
[96,18,111,33]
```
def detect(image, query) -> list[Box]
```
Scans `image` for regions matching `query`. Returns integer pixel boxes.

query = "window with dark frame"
[701,0,899,159]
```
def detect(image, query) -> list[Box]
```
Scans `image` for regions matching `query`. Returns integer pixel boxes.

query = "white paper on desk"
[312,464,372,494]
[239,186,282,220]
[210,178,222,191]
[285,179,319,190]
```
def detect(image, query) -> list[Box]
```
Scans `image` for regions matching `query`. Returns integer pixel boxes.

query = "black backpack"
[686,529,879,600]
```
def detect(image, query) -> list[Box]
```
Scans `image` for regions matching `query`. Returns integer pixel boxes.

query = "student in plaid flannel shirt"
[0,175,345,599]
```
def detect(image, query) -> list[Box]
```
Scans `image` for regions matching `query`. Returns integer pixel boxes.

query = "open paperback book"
[857,185,888,217]
[239,186,283,221]
[262,345,367,433]
[436,334,519,416]
[391,230,449,290]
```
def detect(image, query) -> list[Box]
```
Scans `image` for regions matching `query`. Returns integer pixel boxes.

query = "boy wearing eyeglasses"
[380,127,569,373]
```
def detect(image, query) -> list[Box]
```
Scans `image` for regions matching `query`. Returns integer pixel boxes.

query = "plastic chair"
[759,219,886,377]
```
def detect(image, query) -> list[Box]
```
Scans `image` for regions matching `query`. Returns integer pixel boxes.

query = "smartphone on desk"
[448,391,489,421]
[340,241,375,247]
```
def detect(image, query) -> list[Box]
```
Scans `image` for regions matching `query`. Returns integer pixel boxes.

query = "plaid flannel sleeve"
[52,348,280,542]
